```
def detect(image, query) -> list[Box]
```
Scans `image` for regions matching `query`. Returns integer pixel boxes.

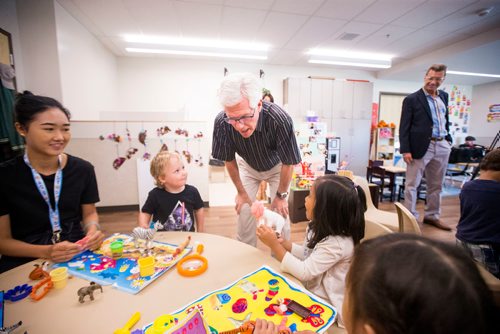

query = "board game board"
[143,266,336,333]
[53,233,192,294]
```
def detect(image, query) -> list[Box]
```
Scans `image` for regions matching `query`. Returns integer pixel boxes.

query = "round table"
[0,232,345,333]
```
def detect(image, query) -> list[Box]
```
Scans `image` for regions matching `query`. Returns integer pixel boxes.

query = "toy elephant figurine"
[77,281,103,303]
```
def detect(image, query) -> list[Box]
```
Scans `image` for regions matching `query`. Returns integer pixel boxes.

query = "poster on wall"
[447,85,472,138]
[487,104,500,122]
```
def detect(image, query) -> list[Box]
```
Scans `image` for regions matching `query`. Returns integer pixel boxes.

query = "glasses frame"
[425,76,445,83]
[223,108,256,125]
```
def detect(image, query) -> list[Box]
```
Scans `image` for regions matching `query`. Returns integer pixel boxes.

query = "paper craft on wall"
[447,85,472,137]
[53,233,192,294]
[142,266,336,333]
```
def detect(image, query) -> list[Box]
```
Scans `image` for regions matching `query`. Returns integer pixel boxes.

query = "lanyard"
[23,153,63,244]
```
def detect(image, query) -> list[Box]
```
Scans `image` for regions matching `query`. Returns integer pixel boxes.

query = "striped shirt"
[212,102,301,171]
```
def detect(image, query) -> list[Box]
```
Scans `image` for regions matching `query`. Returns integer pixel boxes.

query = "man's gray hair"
[218,72,262,109]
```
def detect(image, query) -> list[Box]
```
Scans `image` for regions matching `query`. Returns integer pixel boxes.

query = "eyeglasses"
[426,76,445,82]
[223,108,255,125]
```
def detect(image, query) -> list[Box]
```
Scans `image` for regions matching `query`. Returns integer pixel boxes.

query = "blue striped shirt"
[212,102,302,171]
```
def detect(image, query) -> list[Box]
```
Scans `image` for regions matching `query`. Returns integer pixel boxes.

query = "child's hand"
[256,224,279,247]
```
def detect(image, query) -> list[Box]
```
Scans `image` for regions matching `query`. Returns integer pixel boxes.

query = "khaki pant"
[236,157,291,246]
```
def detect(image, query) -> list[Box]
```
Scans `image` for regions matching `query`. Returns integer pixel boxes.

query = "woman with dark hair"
[0,91,104,273]
[257,174,366,327]
[262,92,274,103]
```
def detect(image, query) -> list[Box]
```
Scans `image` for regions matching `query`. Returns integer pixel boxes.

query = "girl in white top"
[256,175,366,328]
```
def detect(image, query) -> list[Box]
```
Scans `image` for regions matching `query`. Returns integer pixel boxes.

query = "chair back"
[363,219,393,241]
[369,160,384,167]
[353,176,375,210]
[394,202,422,235]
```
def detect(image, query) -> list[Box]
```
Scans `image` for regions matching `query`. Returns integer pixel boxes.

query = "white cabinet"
[284,77,373,175]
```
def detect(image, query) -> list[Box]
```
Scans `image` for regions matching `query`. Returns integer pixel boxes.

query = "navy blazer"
[399,88,452,159]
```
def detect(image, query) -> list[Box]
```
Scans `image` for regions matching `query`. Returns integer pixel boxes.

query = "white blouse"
[280,232,354,328]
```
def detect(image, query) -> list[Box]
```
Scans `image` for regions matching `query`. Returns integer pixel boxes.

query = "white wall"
[115,57,378,122]
[54,1,117,120]
[470,81,500,146]
[16,0,63,100]
[0,0,26,90]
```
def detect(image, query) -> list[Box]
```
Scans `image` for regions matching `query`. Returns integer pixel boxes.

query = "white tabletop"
[1,232,346,334]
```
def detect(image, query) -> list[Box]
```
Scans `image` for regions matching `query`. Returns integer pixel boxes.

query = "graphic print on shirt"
[160,200,193,231]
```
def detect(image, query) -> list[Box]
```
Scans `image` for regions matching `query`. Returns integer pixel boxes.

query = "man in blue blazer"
[400,64,453,231]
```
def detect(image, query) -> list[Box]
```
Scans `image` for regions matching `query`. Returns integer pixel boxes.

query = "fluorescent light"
[308,48,393,61]
[123,34,269,51]
[309,59,391,69]
[307,48,392,68]
[447,70,500,78]
[126,48,267,60]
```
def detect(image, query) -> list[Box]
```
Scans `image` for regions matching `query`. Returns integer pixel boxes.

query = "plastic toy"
[132,222,162,255]
[177,243,208,277]
[49,267,69,289]
[29,262,49,280]
[138,256,155,277]
[77,281,103,303]
[4,284,32,302]
[0,321,26,334]
[110,240,124,259]
[30,276,53,301]
[114,312,141,334]
[173,235,191,257]
[251,202,285,237]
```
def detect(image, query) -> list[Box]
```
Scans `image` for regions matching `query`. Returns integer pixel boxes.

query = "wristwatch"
[276,191,289,199]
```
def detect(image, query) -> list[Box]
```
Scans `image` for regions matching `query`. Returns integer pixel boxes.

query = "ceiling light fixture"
[126,48,267,60]
[447,70,500,78]
[124,34,270,51]
[307,48,393,69]
[123,34,269,60]
[308,59,391,69]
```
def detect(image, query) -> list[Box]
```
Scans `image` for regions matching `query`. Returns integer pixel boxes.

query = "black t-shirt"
[141,185,203,232]
[0,154,99,272]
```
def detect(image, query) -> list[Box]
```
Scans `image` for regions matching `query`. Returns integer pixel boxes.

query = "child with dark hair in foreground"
[257,174,365,328]
[255,234,498,334]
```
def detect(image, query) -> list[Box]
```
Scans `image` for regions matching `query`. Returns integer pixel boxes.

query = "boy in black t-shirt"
[138,151,204,232]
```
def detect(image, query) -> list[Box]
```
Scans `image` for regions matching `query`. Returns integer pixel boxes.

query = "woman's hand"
[48,241,82,262]
[84,230,105,251]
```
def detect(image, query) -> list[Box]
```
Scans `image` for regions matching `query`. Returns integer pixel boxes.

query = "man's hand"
[271,196,289,218]
[235,192,252,214]
[403,153,413,164]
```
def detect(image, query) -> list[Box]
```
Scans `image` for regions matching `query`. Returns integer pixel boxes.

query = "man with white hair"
[212,73,301,246]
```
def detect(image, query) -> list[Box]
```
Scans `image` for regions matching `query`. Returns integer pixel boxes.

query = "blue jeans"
[457,239,500,279]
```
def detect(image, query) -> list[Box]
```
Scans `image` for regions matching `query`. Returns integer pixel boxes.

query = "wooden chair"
[394,202,422,235]
[363,219,393,242]
[367,160,392,201]
[354,176,400,232]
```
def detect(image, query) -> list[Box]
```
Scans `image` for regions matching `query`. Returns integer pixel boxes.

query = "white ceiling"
[57,0,500,85]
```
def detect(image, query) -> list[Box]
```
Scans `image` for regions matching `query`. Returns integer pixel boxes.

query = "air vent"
[337,33,360,41]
